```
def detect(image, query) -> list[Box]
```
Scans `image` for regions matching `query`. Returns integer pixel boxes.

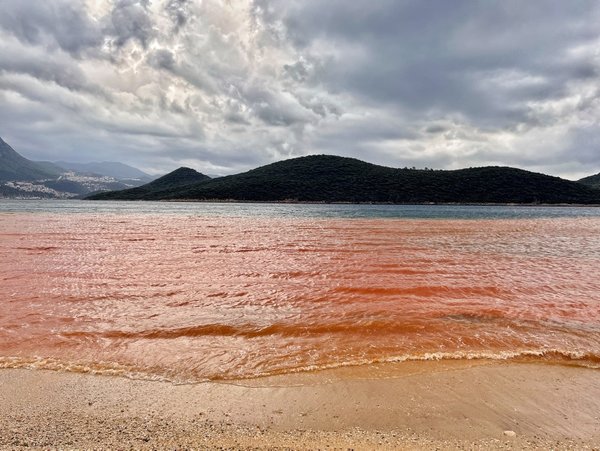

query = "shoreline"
[101,198,600,207]
[1,361,599,449]
[6,196,600,207]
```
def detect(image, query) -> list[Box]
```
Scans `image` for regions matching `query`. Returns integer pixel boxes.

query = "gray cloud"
[0,0,103,57]
[272,0,600,127]
[0,0,599,179]
[0,53,89,93]
[147,48,177,70]
[106,0,156,49]
[164,0,191,32]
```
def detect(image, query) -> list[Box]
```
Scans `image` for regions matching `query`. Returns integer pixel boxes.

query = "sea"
[1,200,599,383]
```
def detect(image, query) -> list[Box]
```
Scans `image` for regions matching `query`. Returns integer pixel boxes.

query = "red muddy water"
[1,213,599,382]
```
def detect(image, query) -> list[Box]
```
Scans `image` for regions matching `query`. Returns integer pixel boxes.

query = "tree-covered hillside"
[578,173,600,190]
[0,137,62,181]
[88,155,600,204]
[89,167,211,200]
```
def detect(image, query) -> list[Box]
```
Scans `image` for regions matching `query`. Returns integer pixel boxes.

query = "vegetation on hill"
[89,167,211,200]
[88,155,600,204]
[0,137,62,181]
[578,173,600,189]
[34,161,69,176]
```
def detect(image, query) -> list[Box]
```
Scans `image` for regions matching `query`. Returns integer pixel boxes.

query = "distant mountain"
[0,137,62,181]
[88,167,211,200]
[88,155,600,204]
[34,161,69,175]
[578,173,600,189]
[55,161,152,181]
[0,136,153,199]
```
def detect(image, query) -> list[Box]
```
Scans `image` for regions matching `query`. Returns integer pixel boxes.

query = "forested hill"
[0,137,61,181]
[87,167,211,200]
[578,173,600,190]
[88,155,600,204]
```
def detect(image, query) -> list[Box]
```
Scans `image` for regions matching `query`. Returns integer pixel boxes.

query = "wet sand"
[1,362,599,449]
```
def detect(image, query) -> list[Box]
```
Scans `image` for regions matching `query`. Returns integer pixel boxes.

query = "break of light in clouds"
[0,0,599,178]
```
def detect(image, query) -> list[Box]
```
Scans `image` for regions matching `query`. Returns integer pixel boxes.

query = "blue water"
[0,199,599,219]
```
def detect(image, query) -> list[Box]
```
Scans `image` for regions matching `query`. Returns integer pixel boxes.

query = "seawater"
[1,200,599,382]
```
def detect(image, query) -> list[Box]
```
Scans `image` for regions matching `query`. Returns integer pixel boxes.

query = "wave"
[333,285,503,297]
[15,246,59,252]
[60,321,432,340]
[1,349,598,384]
[237,349,600,381]
[0,356,183,383]
[58,311,557,339]
[389,349,600,366]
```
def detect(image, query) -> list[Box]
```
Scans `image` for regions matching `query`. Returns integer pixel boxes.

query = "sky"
[1,0,599,178]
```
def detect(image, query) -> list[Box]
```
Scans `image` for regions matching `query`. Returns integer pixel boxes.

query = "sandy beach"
[1,361,599,449]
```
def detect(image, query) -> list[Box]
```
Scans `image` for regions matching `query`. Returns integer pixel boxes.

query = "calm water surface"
[1,200,599,382]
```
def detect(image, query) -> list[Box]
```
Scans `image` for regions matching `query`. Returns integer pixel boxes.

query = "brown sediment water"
[1,212,599,382]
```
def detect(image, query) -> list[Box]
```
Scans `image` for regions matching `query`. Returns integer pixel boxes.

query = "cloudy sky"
[1,0,599,178]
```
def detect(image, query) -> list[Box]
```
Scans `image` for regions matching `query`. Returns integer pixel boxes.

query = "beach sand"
[1,361,599,450]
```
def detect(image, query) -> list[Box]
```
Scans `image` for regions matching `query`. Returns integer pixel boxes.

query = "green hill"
[89,167,211,199]
[88,155,600,204]
[0,137,62,181]
[578,173,600,189]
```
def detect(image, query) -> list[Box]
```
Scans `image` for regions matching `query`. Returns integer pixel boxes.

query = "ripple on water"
[0,210,599,381]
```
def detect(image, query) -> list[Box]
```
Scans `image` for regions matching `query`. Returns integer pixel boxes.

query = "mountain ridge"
[0,137,61,181]
[55,161,153,180]
[88,155,600,204]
